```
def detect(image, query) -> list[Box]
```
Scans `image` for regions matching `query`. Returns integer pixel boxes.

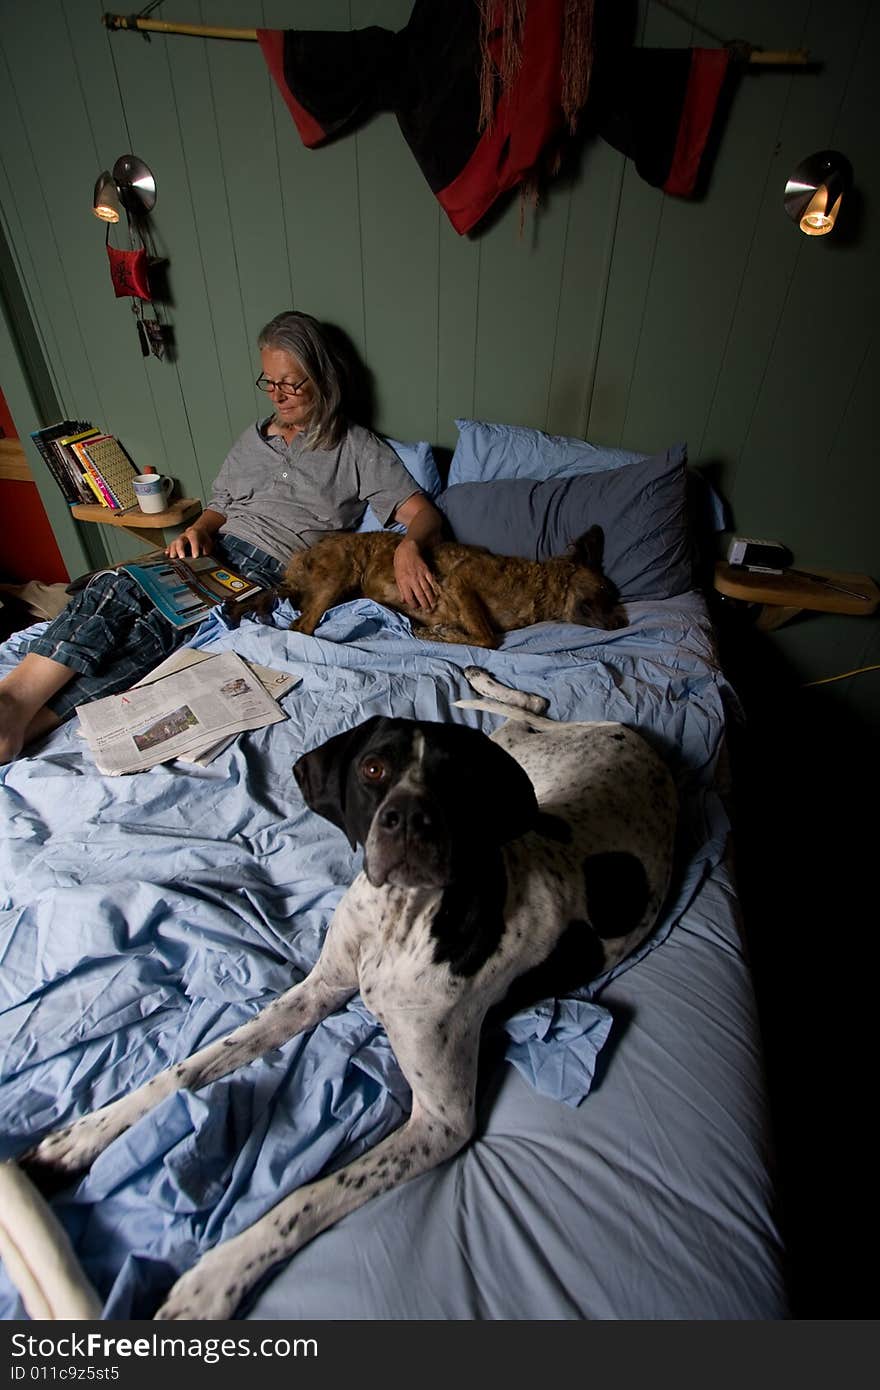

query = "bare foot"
[0,693,61,763]
[0,654,72,763]
[0,690,31,763]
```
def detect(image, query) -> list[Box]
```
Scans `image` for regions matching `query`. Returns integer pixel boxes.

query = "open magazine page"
[76,651,286,775]
[115,555,264,630]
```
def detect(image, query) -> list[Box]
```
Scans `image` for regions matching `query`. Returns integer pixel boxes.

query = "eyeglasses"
[255,373,310,398]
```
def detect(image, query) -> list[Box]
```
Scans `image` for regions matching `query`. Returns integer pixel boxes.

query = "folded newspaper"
[76,650,294,775]
[132,646,300,766]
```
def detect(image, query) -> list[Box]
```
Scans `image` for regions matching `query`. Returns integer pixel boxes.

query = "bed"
[0,421,788,1320]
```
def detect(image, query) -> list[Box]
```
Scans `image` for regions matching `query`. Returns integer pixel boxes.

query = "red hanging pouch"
[106,226,153,300]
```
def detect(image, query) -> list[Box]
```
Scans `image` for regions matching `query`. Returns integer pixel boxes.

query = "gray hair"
[257,311,345,450]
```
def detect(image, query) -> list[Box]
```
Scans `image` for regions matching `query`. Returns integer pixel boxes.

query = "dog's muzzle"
[363,789,452,888]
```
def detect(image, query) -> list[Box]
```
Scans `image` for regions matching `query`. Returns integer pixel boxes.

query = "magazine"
[76,650,287,775]
[87,552,265,630]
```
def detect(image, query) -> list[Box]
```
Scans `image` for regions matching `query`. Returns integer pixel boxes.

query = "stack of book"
[29,420,140,511]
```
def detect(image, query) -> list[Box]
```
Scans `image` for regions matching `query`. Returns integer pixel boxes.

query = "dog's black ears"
[570,525,605,569]
[293,716,386,849]
[435,723,539,847]
[475,734,539,846]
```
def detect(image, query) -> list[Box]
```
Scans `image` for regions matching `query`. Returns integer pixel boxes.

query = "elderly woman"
[0,311,442,762]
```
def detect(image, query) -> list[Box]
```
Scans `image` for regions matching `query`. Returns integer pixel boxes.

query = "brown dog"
[272,525,624,647]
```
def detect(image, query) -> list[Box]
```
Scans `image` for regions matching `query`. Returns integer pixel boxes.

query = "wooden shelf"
[714,562,879,630]
[71,498,201,529]
[70,497,201,543]
[0,438,31,482]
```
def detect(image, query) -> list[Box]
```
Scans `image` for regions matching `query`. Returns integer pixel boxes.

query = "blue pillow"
[448,418,650,485]
[357,438,443,533]
[437,445,692,602]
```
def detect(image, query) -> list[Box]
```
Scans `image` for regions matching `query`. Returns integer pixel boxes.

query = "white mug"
[132,473,173,514]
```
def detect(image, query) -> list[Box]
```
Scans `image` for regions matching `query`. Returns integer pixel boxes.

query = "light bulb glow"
[799,188,842,236]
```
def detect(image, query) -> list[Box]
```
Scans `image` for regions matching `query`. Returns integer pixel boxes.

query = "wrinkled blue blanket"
[0,593,732,1317]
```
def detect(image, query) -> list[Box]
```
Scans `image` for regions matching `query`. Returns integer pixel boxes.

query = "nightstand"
[714,562,879,630]
[70,498,202,546]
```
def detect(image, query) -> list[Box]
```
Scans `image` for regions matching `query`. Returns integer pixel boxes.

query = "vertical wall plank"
[472,191,570,428]
[356,112,440,441]
[437,212,481,448]
[200,1,288,353]
[262,0,368,358]
[546,136,626,438]
[350,0,440,442]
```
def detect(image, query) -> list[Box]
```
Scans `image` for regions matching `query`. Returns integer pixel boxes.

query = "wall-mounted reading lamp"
[784,150,852,237]
[92,155,167,358]
[92,155,157,222]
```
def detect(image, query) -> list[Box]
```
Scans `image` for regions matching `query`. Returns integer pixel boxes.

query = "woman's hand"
[166,525,215,560]
[393,537,440,611]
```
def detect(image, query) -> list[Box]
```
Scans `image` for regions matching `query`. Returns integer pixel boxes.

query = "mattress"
[0,591,787,1319]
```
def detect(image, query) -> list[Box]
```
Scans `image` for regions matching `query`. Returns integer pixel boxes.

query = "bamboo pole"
[102,14,257,41]
[101,13,811,63]
[747,49,810,65]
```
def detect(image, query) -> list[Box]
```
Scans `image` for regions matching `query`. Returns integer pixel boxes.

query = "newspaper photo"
[76,650,287,775]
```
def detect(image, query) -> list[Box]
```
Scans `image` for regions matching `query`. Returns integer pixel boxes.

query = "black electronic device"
[726,537,793,573]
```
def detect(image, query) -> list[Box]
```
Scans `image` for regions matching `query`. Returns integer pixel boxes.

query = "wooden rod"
[101,15,811,63]
[747,49,810,65]
[102,14,258,41]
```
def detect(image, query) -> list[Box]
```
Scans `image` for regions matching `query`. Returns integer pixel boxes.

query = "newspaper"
[132,647,300,766]
[76,650,288,775]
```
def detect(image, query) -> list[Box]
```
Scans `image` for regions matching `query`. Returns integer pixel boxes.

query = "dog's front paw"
[20,1094,138,1195]
[154,1251,242,1322]
[20,1124,101,1195]
[462,667,548,713]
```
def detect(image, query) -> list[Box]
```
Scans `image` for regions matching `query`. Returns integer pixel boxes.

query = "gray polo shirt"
[207,419,421,563]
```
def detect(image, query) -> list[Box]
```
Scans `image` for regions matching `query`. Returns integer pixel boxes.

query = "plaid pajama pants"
[27,535,285,721]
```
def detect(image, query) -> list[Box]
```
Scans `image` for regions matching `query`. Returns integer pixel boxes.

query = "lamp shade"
[92,170,120,222]
[112,155,157,215]
[92,157,156,222]
[784,150,852,236]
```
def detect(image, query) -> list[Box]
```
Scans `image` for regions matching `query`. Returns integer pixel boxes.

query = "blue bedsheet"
[0,593,733,1318]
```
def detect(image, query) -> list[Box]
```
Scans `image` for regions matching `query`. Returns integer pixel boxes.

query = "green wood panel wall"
[0,0,877,696]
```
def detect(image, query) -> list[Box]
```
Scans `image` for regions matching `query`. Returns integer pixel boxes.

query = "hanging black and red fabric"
[589,42,731,198]
[257,0,732,235]
[258,0,579,235]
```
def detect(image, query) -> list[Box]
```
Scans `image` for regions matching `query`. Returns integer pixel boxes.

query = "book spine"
[81,465,111,507]
[72,443,118,508]
[29,429,80,504]
[50,439,93,504]
[79,436,137,510]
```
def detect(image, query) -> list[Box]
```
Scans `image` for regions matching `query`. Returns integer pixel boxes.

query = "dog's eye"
[360,757,387,783]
